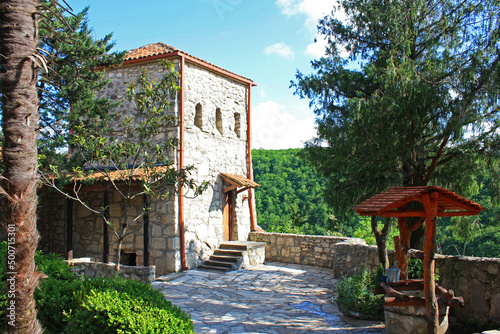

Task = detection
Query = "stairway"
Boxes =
[198,241,266,273]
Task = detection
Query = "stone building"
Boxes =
[36,42,260,276]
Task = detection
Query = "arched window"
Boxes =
[194,103,203,130]
[234,113,241,138]
[216,108,223,135]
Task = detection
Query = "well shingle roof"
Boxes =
[353,186,485,217]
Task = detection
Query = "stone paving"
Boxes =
[152,262,385,334]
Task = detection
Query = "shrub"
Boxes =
[66,289,194,334]
[0,244,194,333]
[407,258,440,281]
[334,267,384,319]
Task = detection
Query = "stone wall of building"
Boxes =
[68,258,155,283]
[36,188,180,276]
[37,190,67,255]
[249,231,500,325]
[99,60,179,163]
[182,62,252,269]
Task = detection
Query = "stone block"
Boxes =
[151,237,166,250]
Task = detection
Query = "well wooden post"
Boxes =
[422,192,439,333]
[396,215,410,280]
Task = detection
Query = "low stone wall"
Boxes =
[248,232,382,276]
[436,255,500,324]
[68,258,155,283]
[249,231,500,326]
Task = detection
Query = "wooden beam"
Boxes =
[397,215,411,280]
[103,191,110,263]
[438,210,481,217]
[143,194,150,266]
[66,198,73,260]
[378,209,426,217]
[236,186,250,194]
[422,192,439,333]
[223,184,238,193]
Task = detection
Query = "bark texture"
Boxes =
[0,0,42,332]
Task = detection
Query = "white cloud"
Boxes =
[264,43,295,59]
[276,0,349,59]
[252,101,317,150]
[276,0,336,30]
[305,38,328,58]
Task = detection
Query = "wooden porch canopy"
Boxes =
[353,186,484,333]
[220,173,260,194]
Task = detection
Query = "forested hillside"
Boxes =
[252,149,500,258]
[252,149,336,235]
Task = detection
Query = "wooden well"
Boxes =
[354,186,484,334]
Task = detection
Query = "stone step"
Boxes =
[210,254,242,263]
[220,243,249,251]
[214,249,243,257]
[204,260,234,268]
[198,264,234,273]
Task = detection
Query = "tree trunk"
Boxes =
[371,216,391,269]
[0,0,42,332]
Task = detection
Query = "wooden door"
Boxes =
[222,191,232,241]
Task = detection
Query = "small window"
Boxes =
[234,113,241,138]
[216,108,223,135]
[120,251,137,266]
[195,103,203,130]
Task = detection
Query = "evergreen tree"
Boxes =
[37,0,124,170]
[293,0,500,247]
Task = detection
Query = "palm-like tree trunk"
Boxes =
[0,0,42,332]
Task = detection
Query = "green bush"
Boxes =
[67,289,194,334]
[0,243,194,333]
[334,267,384,319]
[407,258,440,281]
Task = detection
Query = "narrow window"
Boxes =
[194,103,203,130]
[216,108,223,135]
[234,113,241,138]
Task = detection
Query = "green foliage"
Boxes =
[334,268,384,318]
[0,244,193,333]
[35,252,75,281]
[66,277,193,334]
[253,148,337,235]
[66,289,193,334]
[293,0,500,222]
[407,258,440,281]
[36,0,125,171]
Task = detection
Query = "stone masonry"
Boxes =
[35,43,256,277]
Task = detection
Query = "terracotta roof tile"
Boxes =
[123,42,255,85]
[125,42,179,61]
[74,166,172,183]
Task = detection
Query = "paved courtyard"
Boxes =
[152,262,385,334]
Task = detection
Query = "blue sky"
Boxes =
[70,0,339,149]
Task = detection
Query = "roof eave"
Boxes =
[122,51,257,87]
